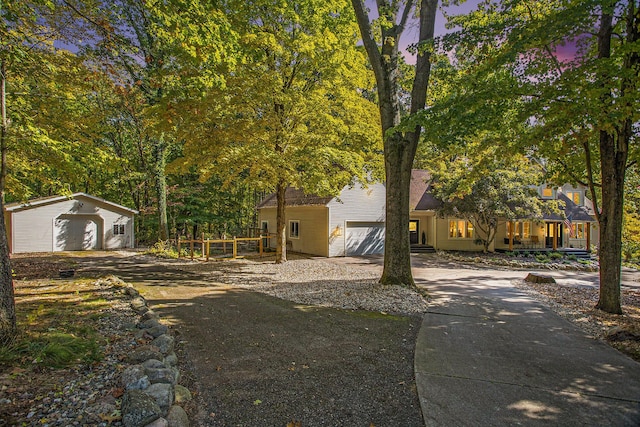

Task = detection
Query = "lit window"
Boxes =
[542,187,553,198]
[449,220,473,239]
[289,220,300,239]
[507,221,531,239]
[566,191,581,205]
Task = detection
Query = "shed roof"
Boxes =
[5,193,139,214]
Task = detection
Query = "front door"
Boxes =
[409,220,419,245]
[545,223,563,248]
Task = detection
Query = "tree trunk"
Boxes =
[275,181,287,264]
[0,60,16,344]
[594,3,638,314]
[380,133,415,286]
[154,136,169,241]
[351,0,438,287]
[596,130,625,314]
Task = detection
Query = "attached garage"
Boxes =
[5,193,138,254]
[345,221,385,256]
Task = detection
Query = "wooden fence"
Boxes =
[177,233,275,260]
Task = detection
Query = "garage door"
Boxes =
[54,216,99,251]
[345,222,385,256]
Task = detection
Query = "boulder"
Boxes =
[174,385,192,404]
[524,273,556,284]
[145,383,175,414]
[122,365,151,391]
[127,346,164,364]
[152,334,175,355]
[167,405,190,427]
[121,389,162,427]
[145,367,177,385]
[144,418,168,427]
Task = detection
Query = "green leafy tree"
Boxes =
[351,0,439,287]
[431,0,639,313]
[431,154,548,253]
[166,0,382,263]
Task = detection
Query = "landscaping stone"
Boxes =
[164,352,178,367]
[128,345,164,364]
[166,405,190,427]
[145,383,174,414]
[524,273,556,284]
[174,385,192,403]
[122,365,151,391]
[122,389,163,427]
[145,418,169,427]
[153,334,175,355]
[146,367,177,385]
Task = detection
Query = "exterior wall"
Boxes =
[328,182,386,257]
[409,212,435,246]
[8,196,135,253]
[258,206,329,257]
[433,217,486,251]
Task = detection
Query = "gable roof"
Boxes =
[543,193,595,222]
[256,188,334,209]
[5,193,139,214]
[410,169,442,211]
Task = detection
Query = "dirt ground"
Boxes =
[9,252,424,426]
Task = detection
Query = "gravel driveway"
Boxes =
[73,253,426,426]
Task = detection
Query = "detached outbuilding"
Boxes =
[4,193,138,254]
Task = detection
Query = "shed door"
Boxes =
[345,222,385,256]
[54,215,100,251]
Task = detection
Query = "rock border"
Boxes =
[105,276,192,427]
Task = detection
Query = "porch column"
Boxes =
[586,223,591,250]
[509,220,514,251]
[553,223,558,250]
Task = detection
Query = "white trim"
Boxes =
[289,220,300,239]
[5,193,138,214]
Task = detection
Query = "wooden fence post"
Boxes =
[259,235,263,257]
[233,237,237,259]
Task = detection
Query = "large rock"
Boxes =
[164,352,178,367]
[122,365,151,391]
[145,383,174,414]
[174,385,192,404]
[121,389,162,427]
[524,273,556,284]
[152,334,175,355]
[166,405,190,427]
[145,367,177,385]
[128,346,164,364]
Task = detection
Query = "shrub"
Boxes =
[549,252,564,260]
[535,254,550,263]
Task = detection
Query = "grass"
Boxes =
[0,281,108,370]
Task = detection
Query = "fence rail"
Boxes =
[177,233,275,260]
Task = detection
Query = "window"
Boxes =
[113,224,125,235]
[506,221,531,239]
[565,191,581,205]
[289,220,300,239]
[449,220,473,239]
[541,187,553,198]
[261,221,269,233]
[570,223,585,238]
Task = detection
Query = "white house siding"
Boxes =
[328,182,386,257]
[7,195,136,253]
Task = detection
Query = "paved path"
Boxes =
[406,255,640,426]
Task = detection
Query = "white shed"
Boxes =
[4,193,138,254]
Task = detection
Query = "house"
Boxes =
[256,171,598,257]
[4,193,138,254]
[257,181,386,257]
